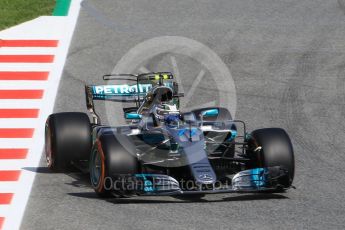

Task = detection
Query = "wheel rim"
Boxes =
[45,123,53,167]
[90,147,102,188]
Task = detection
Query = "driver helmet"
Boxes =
[153,103,179,121]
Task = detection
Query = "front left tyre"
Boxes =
[90,134,138,197]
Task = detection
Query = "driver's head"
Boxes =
[151,86,179,122]
[153,103,179,121]
[153,87,173,103]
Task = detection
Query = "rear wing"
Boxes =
[85,72,181,124]
[89,83,173,101]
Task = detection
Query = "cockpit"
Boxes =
[138,86,176,114]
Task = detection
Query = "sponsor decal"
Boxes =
[92,84,152,96]
[198,173,213,181]
[92,82,174,98]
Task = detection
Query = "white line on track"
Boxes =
[0,139,33,148]
[0,161,28,170]
[0,206,13,217]
[0,47,57,55]
[0,63,54,71]
[0,17,68,40]
[0,183,19,193]
[0,119,39,128]
[0,100,42,108]
[0,81,47,89]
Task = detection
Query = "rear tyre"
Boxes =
[249,128,294,189]
[90,134,138,198]
[45,112,91,171]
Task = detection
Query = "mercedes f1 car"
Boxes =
[45,72,295,198]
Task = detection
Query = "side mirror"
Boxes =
[125,113,142,120]
[201,109,219,118]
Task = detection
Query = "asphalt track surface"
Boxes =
[21,0,345,229]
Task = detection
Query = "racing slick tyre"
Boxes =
[249,128,294,189]
[90,134,138,198]
[45,112,91,171]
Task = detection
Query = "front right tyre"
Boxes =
[45,112,91,171]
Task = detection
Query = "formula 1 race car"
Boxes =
[45,72,295,198]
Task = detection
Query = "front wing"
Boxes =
[112,166,290,196]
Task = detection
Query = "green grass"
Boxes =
[0,0,55,31]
